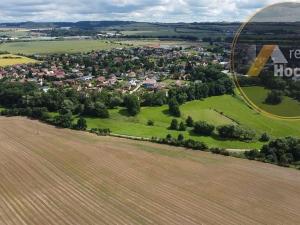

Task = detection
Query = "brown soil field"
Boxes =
[0,117,300,225]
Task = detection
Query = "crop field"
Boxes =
[0,40,124,55]
[0,117,300,225]
[118,39,202,48]
[114,22,238,39]
[83,95,300,149]
[0,54,37,67]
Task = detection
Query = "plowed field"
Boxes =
[0,117,300,225]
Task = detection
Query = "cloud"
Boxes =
[0,0,298,22]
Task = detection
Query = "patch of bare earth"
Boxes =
[0,117,300,225]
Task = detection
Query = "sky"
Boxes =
[0,0,299,23]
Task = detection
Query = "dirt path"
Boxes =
[0,117,300,225]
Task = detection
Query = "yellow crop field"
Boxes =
[0,54,37,67]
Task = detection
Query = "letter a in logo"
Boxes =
[247,45,288,77]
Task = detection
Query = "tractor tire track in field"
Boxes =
[0,117,300,225]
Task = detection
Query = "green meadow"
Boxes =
[242,86,300,117]
[81,95,300,149]
[0,40,124,55]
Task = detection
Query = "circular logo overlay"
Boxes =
[231,2,300,120]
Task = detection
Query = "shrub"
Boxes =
[90,128,111,136]
[210,148,230,156]
[76,117,87,130]
[217,124,256,141]
[32,107,49,120]
[194,121,215,136]
[183,139,207,150]
[244,149,261,160]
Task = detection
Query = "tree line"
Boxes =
[245,137,300,168]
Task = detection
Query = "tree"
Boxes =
[41,89,65,111]
[168,98,181,117]
[147,120,154,126]
[142,91,167,106]
[186,116,194,127]
[31,107,49,120]
[124,95,140,116]
[177,134,184,142]
[217,125,235,138]
[260,133,270,142]
[27,71,33,78]
[54,111,73,128]
[76,117,87,130]
[179,122,186,131]
[265,90,283,105]
[92,66,97,76]
[75,104,85,114]
[217,125,256,141]
[260,137,300,166]
[194,121,215,136]
[109,96,122,109]
[170,119,178,130]
[60,99,75,114]
[94,102,109,118]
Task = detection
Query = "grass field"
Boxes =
[0,28,30,38]
[242,86,300,117]
[0,40,124,55]
[81,95,300,149]
[0,54,37,67]
[0,117,300,225]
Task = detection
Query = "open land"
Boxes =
[0,39,202,55]
[0,117,300,225]
[0,40,125,55]
[0,39,299,149]
[83,94,300,149]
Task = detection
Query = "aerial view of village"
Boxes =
[0,1,300,225]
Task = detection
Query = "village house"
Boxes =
[143,78,157,89]
[128,71,136,78]
[97,76,106,83]
[78,75,93,81]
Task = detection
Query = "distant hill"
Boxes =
[0,21,140,29]
[0,21,241,41]
[0,21,240,29]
